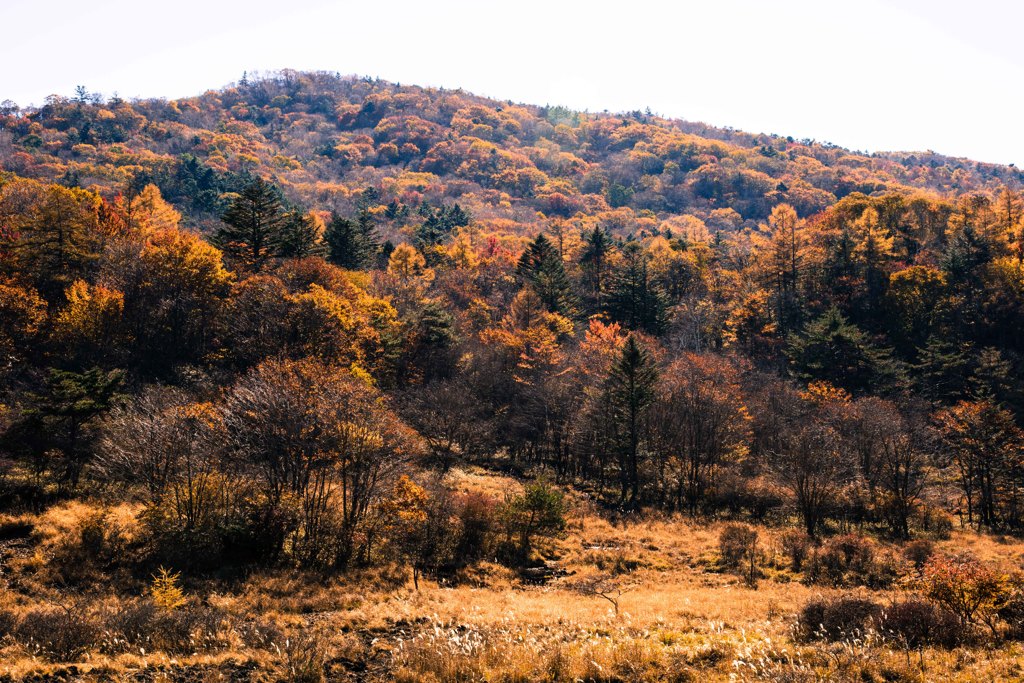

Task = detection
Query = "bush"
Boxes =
[778,529,812,572]
[797,595,882,641]
[916,506,954,540]
[49,508,133,585]
[16,605,101,661]
[719,523,759,588]
[712,476,783,520]
[0,604,17,638]
[103,598,226,655]
[454,492,498,564]
[499,479,567,565]
[805,534,902,588]
[998,582,1024,641]
[921,552,1008,635]
[276,629,326,683]
[719,523,758,567]
[903,538,935,571]
[878,599,964,648]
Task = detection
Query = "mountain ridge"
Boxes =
[1,70,1020,238]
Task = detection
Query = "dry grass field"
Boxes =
[1,467,1023,682]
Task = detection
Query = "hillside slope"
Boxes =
[2,70,1021,237]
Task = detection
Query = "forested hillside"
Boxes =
[2,71,1024,681]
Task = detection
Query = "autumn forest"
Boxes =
[2,71,1024,681]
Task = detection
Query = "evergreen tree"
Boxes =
[788,306,905,394]
[605,242,668,335]
[414,203,471,249]
[607,336,658,506]
[215,176,286,271]
[969,347,1019,409]
[942,223,993,287]
[913,335,972,403]
[444,203,471,229]
[516,233,576,316]
[415,212,445,248]
[325,210,379,269]
[941,223,993,339]
[579,226,612,311]
[277,210,326,259]
[21,367,123,488]
[357,209,381,262]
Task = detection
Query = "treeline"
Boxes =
[3,167,1024,578]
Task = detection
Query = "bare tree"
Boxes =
[775,423,850,537]
[220,358,422,567]
[574,573,637,618]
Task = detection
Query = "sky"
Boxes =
[2,0,1022,165]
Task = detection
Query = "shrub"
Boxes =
[878,599,964,648]
[719,523,758,567]
[276,629,326,683]
[903,538,935,571]
[718,523,759,586]
[712,476,783,520]
[499,479,567,565]
[0,516,33,541]
[238,618,287,650]
[921,552,1008,635]
[778,529,812,572]
[16,605,101,661]
[48,508,133,585]
[805,534,902,588]
[998,581,1024,641]
[454,492,498,564]
[0,604,17,638]
[797,595,882,641]
[103,598,226,655]
[916,506,954,540]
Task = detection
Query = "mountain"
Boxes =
[4,70,1024,682]
[2,70,1021,239]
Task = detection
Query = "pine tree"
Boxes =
[605,242,668,335]
[942,223,993,287]
[914,335,971,403]
[215,177,286,271]
[607,336,658,506]
[579,227,612,311]
[23,367,124,488]
[516,233,576,316]
[414,203,471,249]
[788,306,905,394]
[277,210,326,259]
[415,210,448,248]
[325,210,379,269]
[357,209,381,264]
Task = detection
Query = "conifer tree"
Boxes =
[788,306,905,394]
[277,210,326,259]
[326,210,379,269]
[579,226,612,311]
[516,233,576,316]
[215,177,286,271]
[914,335,971,403]
[607,335,658,507]
[605,242,667,335]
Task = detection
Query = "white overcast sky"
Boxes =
[2,0,1022,165]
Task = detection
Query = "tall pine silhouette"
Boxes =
[216,177,286,271]
[516,233,576,316]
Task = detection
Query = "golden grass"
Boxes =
[3,471,1024,681]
